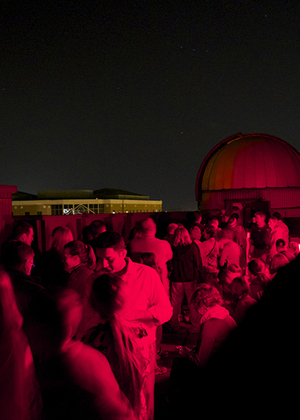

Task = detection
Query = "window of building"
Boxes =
[89,204,99,214]
[51,205,63,215]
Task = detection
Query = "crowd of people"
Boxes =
[0,210,298,419]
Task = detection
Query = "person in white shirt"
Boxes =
[90,231,173,420]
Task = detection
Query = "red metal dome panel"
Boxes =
[196,133,300,199]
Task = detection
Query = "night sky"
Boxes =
[1,0,300,211]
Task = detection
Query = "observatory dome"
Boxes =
[196,133,300,195]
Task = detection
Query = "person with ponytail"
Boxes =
[83,273,148,420]
[64,240,96,300]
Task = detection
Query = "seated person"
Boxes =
[275,239,295,262]
[231,276,257,324]
[168,284,236,407]
[218,231,242,269]
[218,263,243,314]
[268,253,290,280]
[247,259,270,300]
[200,227,220,285]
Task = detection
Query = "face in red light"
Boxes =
[255,214,266,227]
[268,218,276,230]
[24,256,35,276]
[96,247,127,273]
[64,249,80,270]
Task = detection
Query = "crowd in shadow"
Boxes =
[0,211,299,419]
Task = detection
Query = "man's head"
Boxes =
[207,216,219,229]
[193,211,202,223]
[141,218,156,237]
[2,240,35,275]
[89,220,106,239]
[93,231,127,273]
[255,212,267,227]
[12,221,34,246]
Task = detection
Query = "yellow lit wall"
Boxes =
[12,198,162,216]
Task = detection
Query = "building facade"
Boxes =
[12,188,162,216]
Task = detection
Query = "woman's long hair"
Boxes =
[51,226,74,256]
[173,226,192,247]
[90,273,145,417]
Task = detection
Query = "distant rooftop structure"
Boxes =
[12,188,161,215]
[13,188,149,201]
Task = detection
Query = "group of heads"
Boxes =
[1,222,36,275]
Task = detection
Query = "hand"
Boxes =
[177,346,192,358]
[122,308,154,322]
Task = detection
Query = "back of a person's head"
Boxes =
[272,212,282,220]
[167,223,178,235]
[51,226,74,253]
[194,211,202,222]
[93,231,125,252]
[89,220,106,239]
[173,226,192,247]
[189,225,201,241]
[12,221,33,240]
[141,218,156,235]
[269,253,290,275]
[191,283,223,310]
[1,240,34,272]
[248,258,265,276]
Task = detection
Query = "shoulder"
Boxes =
[203,316,236,331]
[63,341,115,386]
[127,258,159,277]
